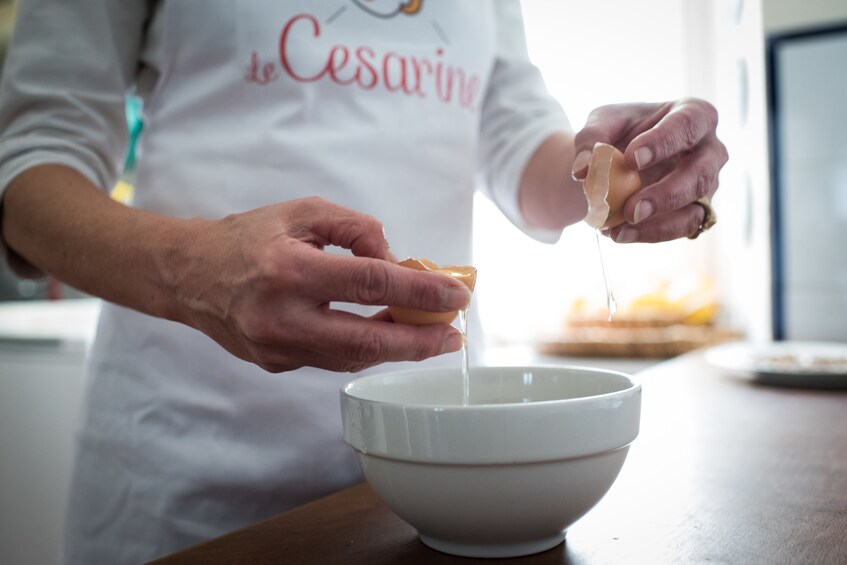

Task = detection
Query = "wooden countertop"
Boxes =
[149,351,847,564]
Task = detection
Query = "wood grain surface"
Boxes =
[149,351,847,565]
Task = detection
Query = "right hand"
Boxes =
[172,196,470,373]
[570,99,727,243]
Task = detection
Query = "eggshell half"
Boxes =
[388,258,477,326]
[582,143,643,229]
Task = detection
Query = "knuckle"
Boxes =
[577,105,618,143]
[240,312,277,344]
[241,311,299,351]
[245,325,274,347]
[657,132,681,162]
[719,141,730,166]
[707,103,719,129]
[675,111,702,148]
[411,339,438,362]
[362,214,384,235]
[693,163,715,198]
[349,330,386,366]
[343,361,370,374]
[288,196,321,219]
[695,96,715,115]
[350,215,388,252]
[585,104,611,123]
[254,245,304,293]
[576,125,607,145]
[665,188,687,212]
[684,97,719,127]
[246,342,298,373]
[258,361,300,374]
[702,99,719,128]
[300,195,327,208]
[343,218,367,238]
[326,210,388,257]
[351,262,390,305]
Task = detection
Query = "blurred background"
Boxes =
[2,0,846,347]
[1,1,846,564]
[474,0,847,354]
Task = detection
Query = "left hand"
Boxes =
[571,98,728,243]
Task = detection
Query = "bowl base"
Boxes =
[419,531,567,558]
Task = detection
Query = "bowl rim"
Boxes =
[341,364,642,464]
[340,364,641,410]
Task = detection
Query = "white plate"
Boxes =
[704,341,847,389]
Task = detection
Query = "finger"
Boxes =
[369,308,394,323]
[303,252,472,311]
[607,202,708,244]
[256,347,383,373]
[290,197,393,260]
[624,98,719,171]
[622,135,725,225]
[304,309,465,372]
[246,344,335,373]
[250,342,396,374]
[572,102,668,179]
[322,310,465,369]
[247,309,464,372]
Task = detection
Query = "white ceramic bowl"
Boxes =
[341,365,641,558]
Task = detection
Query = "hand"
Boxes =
[172,196,470,373]
[571,99,728,243]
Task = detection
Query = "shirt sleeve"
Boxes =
[477,0,572,244]
[0,0,151,277]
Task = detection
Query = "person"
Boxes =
[0,1,727,563]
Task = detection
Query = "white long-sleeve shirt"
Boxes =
[0,1,569,562]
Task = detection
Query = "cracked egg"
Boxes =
[388,258,477,326]
[582,143,643,229]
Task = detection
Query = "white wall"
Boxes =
[695,0,774,342]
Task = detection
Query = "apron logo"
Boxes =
[244,12,481,112]
[350,0,423,19]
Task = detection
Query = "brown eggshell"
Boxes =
[388,258,477,326]
[582,143,643,229]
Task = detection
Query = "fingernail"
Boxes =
[442,332,464,354]
[634,146,653,169]
[615,226,638,243]
[571,150,592,180]
[442,285,471,310]
[633,200,654,224]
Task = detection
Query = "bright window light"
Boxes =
[473,0,716,345]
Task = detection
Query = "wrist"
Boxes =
[519,132,587,231]
[152,215,215,326]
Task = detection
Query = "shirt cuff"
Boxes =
[485,115,572,245]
